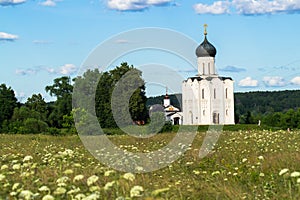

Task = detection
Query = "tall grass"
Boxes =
[0,130,300,199]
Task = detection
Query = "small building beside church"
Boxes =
[182,25,235,125]
[163,91,183,125]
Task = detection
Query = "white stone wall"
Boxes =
[224,79,235,124]
[182,77,235,125]
[197,57,216,75]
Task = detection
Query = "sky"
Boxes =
[1,0,300,102]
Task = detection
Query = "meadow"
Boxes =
[1,129,300,199]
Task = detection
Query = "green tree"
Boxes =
[103,63,147,128]
[73,63,148,129]
[46,76,73,128]
[0,84,17,129]
[25,93,47,120]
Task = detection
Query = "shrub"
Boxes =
[23,118,48,134]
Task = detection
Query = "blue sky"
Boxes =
[1,0,300,102]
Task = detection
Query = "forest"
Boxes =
[1,62,300,135]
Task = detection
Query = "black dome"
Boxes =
[195,35,217,57]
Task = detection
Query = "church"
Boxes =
[160,25,235,125]
[181,25,235,125]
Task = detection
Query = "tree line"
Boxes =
[0,63,148,134]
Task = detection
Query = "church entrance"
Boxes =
[173,117,180,125]
[213,112,220,124]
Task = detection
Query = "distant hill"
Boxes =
[146,90,300,116]
[234,90,300,115]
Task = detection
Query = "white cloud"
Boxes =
[238,77,259,87]
[0,0,26,6]
[33,40,52,45]
[16,68,38,75]
[194,1,230,14]
[39,0,56,7]
[59,64,77,75]
[107,0,173,11]
[16,64,77,76]
[0,32,18,41]
[263,76,286,87]
[219,65,246,73]
[291,76,300,85]
[193,0,300,15]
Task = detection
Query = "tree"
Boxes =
[25,93,47,120]
[101,63,148,128]
[73,63,148,129]
[45,76,73,128]
[45,77,73,98]
[0,84,17,129]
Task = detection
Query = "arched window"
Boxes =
[202,63,205,75]
[203,110,205,116]
[225,88,228,99]
[202,89,205,99]
[214,88,216,99]
[208,63,211,74]
[226,109,229,116]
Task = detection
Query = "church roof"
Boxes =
[195,25,217,57]
[184,76,233,82]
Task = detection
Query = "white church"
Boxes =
[163,25,235,125]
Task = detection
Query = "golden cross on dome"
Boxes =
[204,24,208,35]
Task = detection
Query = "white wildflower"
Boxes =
[19,190,33,200]
[42,195,55,200]
[54,187,66,195]
[63,169,74,175]
[104,181,116,190]
[82,193,100,200]
[135,166,144,171]
[186,161,194,166]
[12,183,21,191]
[75,193,86,200]
[259,173,265,177]
[0,174,6,181]
[130,185,144,198]
[123,173,135,182]
[73,163,82,168]
[12,164,21,170]
[89,186,100,192]
[56,176,69,184]
[193,170,200,175]
[258,155,264,160]
[23,156,33,162]
[211,171,220,176]
[73,174,84,182]
[1,165,8,170]
[104,170,115,177]
[291,171,300,177]
[87,175,99,186]
[39,186,50,192]
[10,191,17,196]
[279,168,289,176]
[67,187,81,194]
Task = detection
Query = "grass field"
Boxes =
[1,129,300,199]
